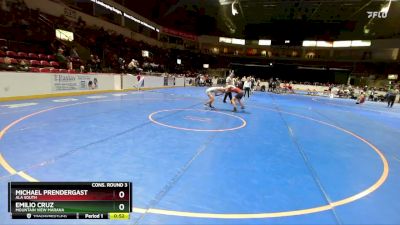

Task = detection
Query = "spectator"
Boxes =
[127,58,141,74]
[89,54,96,72]
[70,46,79,59]
[56,48,68,68]
[95,55,101,72]
[1,57,13,71]
[88,54,101,72]
[118,57,125,74]
[19,59,29,71]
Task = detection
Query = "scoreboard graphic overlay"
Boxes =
[8,182,132,220]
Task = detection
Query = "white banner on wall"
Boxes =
[1,72,186,99]
[164,77,175,86]
[168,77,175,86]
[163,77,168,86]
[52,74,99,91]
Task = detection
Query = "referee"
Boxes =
[223,72,234,103]
[387,87,399,108]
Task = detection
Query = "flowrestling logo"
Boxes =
[367,11,388,18]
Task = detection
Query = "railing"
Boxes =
[38,14,54,30]
[139,72,186,77]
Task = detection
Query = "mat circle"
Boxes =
[148,109,247,132]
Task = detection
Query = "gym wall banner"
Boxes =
[52,74,98,91]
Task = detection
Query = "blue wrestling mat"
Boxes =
[0,87,399,225]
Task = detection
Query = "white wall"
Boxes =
[0,72,185,99]
[0,72,120,98]
[121,74,164,89]
[0,73,52,97]
[145,76,165,88]
[122,74,138,89]
[175,77,185,86]
[291,84,329,92]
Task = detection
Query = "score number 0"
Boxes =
[118,191,125,211]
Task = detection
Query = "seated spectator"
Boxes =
[56,48,68,68]
[70,46,79,59]
[94,55,101,72]
[1,57,14,71]
[19,59,29,72]
[88,54,101,72]
[127,58,140,73]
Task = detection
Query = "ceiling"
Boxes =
[115,0,400,40]
[238,0,379,23]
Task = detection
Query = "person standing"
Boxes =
[239,76,246,89]
[268,78,273,92]
[387,87,399,108]
[250,76,255,92]
[127,58,140,73]
[243,77,251,98]
[223,72,234,103]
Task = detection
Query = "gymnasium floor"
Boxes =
[0,87,400,225]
